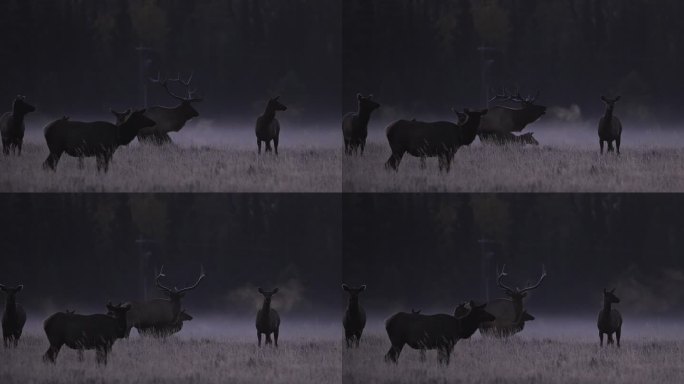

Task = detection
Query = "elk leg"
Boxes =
[265,141,273,153]
[77,349,85,362]
[274,329,279,348]
[103,153,113,173]
[384,343,403,363]
[265,334,272,345]
[344,140,350,155]
[43,344,61,363]
[274,137,279,155]
[616,327,621,348]
[607,333,614,345]
[96,347,107,365]
[599,332,603,347]
[257,140,262,154]
[599,140,604,154]
[616,137,621,155]
[355,330,363,347]
[17,140,22,156]
[43,152,62,171]
[438,346,451,365]
[444,152,455,173]
[385,151,403,171]
[1,138,8,155]
[257,332,262,347]
[360,140,366,155]
[607,141,614,152]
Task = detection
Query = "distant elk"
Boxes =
[256,288,281,347]
[124,266,205,338]
[597,288,622,347]
[42,110,155,172]
[598,96,623,154]
[479,89,546,146]
[1,284,26,348]
[384,301,495,365]
[385,108,488,172]
[342,94,380,155]
[140,72,203,145]
[479,265,546,338]
[255,97,287,155]
[0,95,36,155]
[43,303,131,365]
[136,309,192,338]
[342,284,366,348]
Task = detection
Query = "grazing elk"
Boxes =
[124,266,205,338]
[256,288,281,347]
[479,265,545,338]
[0,95,36,155]
[136,309,192,338]
[385,108,488,172]
[140,73,202,144]
[43,303,131,365]
[342,284,367,348]
[342,94,380,155]
[598,96,623,155]
[42,110,155,172]
[384,301,495,365]
[1,284,26,348]
[597,288,622,347]
[255,97,287,155]
[479,89,545,146]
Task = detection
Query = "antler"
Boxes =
[496,264,516,294]
[519,265,547,294]
[489,87,539,104]
[150,72,203,103]
[177,265,206,294]
[155,265,173,294]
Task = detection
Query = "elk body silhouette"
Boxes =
[480,90,545,145]
[385,109,488,172]
[479,265,545,337]
[255,97,287,155]
[342,284,366,348]
[0,95,35,155]
[1,284,26,348]
[137,310,192,338]
[42,110,155,172]
[256,288,280,347]
[384,301,495,365]
[43,303,131,365]
[598,96,623,154]
[342,94,380,155]
[480,132,539,146]
[597,288,622,347]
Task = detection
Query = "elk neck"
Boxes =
[603,105,614,122]
[457,314,480,338]
[262,106,277,124]
[4,294,17,315]
[602,299,613,317]
[461,116,481,145]
[347,296,361,314]
[512,297,525,323]
[357,105,374,127]
[118,119,142,145]
[261,297,272,313]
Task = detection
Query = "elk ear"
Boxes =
[357,93,363,100]
[272,288,279,294]
[342,284,349,291]
[359,285,367,291]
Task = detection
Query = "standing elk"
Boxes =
[43,303,131,365]
[479,265,545,337]
[342,284,367,348]
[256,288,280,347]
[140,72,202,145]
[342,94,380,155]
[124,266,205,338]
[0,95,36,155]
[597,288,622,347]
[1,284,26,348]
[255,97,287,155]
[384,301,495,365]
[385,108,488,172]
[136,309,192,338]
[479,89,546,146]
[42,110,155,172]
[598,96,623,155]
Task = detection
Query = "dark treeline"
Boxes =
[343,0,684,123]
[0,0,340,122]
[343,194,684,315]
[0,194,341,314]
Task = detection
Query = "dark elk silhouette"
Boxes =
[43,303,131,365]
[1,284,26,348]
[479,265,546,337]
[385,108,488,172]
[255,97,287,155]
[479,89,545,146]
[137,309,192,338]
[256,288,281,347]
[342,94,380,155]
[0,95,35,155]
[342,284,367,348]
[598,96,623,155]
[124,266,205,338]
[384,301,495,365]
[140,72,203,145]
[597,288,622,347]
[42,111,155,172]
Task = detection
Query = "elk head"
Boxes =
[496,265,547,304]
[0,284,23,300]
[342,284,366,306]
[13,95,35,116]
[357,94,380,112]
[258,287,279,304]
[155,265,206,303]
[601,96,621,111]
[603,288,620,304]
[491,88,546,119]
[178,310,193,322]
[106,302,132,337]
[267,96,288,113]
[150,72,203,119]
[110,109,132,125]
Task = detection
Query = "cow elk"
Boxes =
[479,89,545,146]
[1,284,26,348]
[256,288,280,347]
[342,284,367,348]
[255,97,287,155]
[479,265,545,337]
[598,96,623,154]
[0,95,36,155]
[342,94,380,155]
[597,288,622,347]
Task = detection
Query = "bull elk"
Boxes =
[255,97,287,155]
[136,309,192,338]
[342,284,366,348]
[1,284,26,348]
[256,288,280,347]
[479,265,545,337]
[384,301,495,365]
[598,96,623,154]
[342,94,380,155]
[479,89,545,146]
[597,288,622,347]
[43,303,131,365]
[0,95,36,155]
[385,108,488,172]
